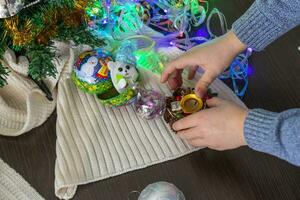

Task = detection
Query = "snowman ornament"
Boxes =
[80,56,98,80]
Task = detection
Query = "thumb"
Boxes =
[195,70,217,97]
[206,97,224,107]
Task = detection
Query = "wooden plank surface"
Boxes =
[0,0,300,199]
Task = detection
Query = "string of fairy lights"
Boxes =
[85,0,252,97]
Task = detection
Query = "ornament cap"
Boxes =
[180,93,203,114]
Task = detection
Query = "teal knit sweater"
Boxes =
[232,0,300,166]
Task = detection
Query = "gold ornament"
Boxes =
[180,93,203,114]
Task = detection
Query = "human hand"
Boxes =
[161,31,247,97]
[173,97,248,150]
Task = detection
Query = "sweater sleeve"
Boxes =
[232,0,300,51]
[244,109,300,166]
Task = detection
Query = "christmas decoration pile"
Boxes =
[164,87,217,130]
[72,41,216,128]
[69,0,250,124]
[71,34,216,124]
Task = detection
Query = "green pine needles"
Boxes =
[55,24,104,47]
[0,22,9,87]
[0,0,103,88]
[26,43,57,81]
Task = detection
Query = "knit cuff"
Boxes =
[244,109,279,152]
[232,1,281,51]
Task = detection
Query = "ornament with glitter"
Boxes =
[138,182,185,200]
[135,89,166,120]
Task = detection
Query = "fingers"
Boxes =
[188,66,198,80]
[177,129,209,148]
[195,70,217,97]
[206,97,224,107]
[168,69,183,90]
[177,127,202,140]
[172,113,200,131]
[187,138,208,147]
[176,125,207,147]
[165,65,198,89]
[161,56,192,83]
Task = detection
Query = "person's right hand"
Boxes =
[161,31,247,97]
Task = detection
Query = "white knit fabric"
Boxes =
[0,42,245,199]
[0,158,44,200]
[54,47,245,199]
[0,41,70,136]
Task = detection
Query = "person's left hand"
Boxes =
[173,97,249,150]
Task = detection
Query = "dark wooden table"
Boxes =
[1,0,300,199]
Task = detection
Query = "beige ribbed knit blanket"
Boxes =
[0,158,44,200]
[0,41,71,136]
[0,42,245,199]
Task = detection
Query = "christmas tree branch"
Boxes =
[26,43,57,81]
[0,0,103,89]
[0,22,9,87]
[0,63,9,87]
[55,24,104,48]
[25,43,57,100]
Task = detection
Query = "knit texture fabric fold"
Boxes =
[0,158,44,200]
[0,41,70,136]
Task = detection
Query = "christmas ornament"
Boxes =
[135,89,166,120]
[138,182,185,200]
[180,93,204,114]
[108,41,139,94]
[96,87,137,107]
[97,41,140,107]
[164,87,217,130]
[72,41,140,107]
[72,49,114,94]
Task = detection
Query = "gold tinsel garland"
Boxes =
[4,18,34,46]
[3,0,91,47]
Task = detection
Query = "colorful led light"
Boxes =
[85,0,252,97]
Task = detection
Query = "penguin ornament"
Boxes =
[72,41,140,107]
